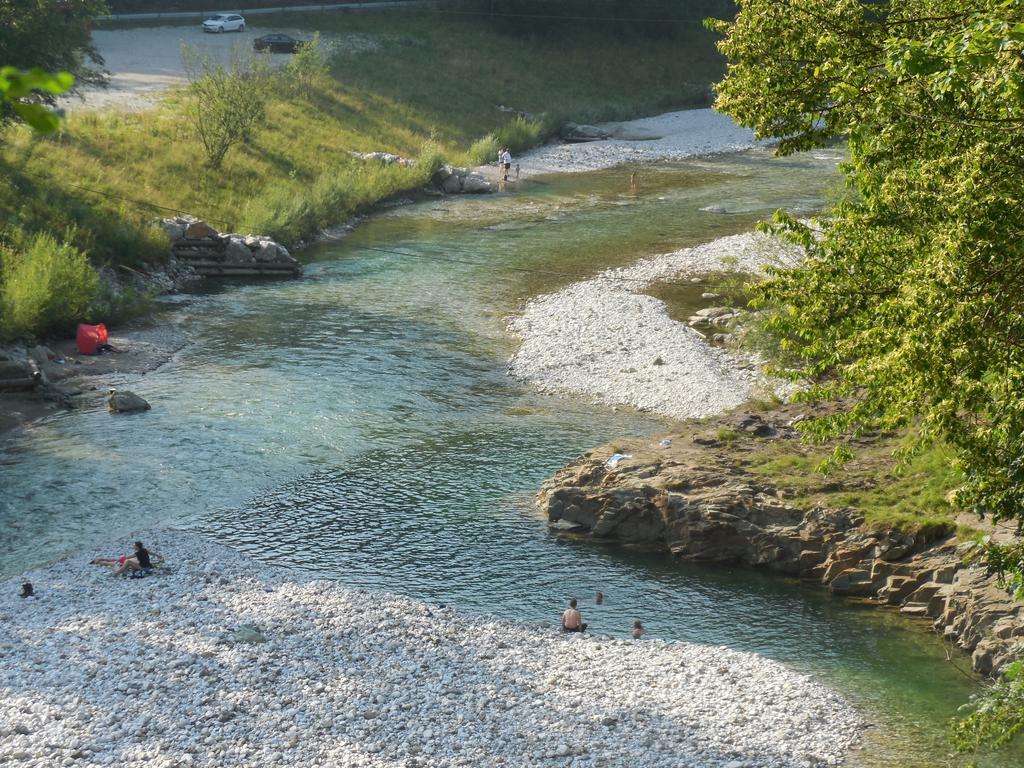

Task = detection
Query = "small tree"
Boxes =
[284,32,328,96]
[182,46,270,169]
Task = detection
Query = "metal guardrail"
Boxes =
[97,1,435,22]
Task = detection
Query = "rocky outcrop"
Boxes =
[160,216,302,278]
[431,165,493,194]
[539,410,1024,676]
[559,121,611,142]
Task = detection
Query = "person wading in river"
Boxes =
[561,598,587,633]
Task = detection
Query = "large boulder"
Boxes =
[441,172,463,194]
[433,165,493,194]
[560,122,610,142]
[108,389,150,414]
[461,173,492,194]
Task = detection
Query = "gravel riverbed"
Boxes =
[1,531,861,768]
[519,110,763,176]
[507,232,802,420]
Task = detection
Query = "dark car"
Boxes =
[253,34,308,54]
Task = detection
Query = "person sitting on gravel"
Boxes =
[561,598,587,633]
[632,620,645,640]
[93,542,157,577]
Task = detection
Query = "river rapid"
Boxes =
[1,146,1017,766]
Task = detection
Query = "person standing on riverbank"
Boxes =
[501,147,512,182]
[561,598,587,633]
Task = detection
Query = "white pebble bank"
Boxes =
[0,531,860,768]
[507,233,802,420]
[520,109,763,175]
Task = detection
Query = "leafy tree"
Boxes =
[0,1,108,96]
[709,0,1024,750]
[182,46,270,169]
[710,0,1024,523]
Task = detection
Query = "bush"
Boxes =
[283,32,329,95]
[417,140,446,177]
[183,46,271,169]
[0,231,98,341]
[467,116,546,166]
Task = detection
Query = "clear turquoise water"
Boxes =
[1,147,1017,766]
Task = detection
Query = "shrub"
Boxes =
[417,140,446,177]
[468,134,501,167]
[284,32,329,95]
[0,231,98,341]
[182,46,271,169]
[467,116,546,166]
[494,115,545,153]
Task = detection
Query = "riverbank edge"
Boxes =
[0,528,864,768]
[537,407,1024,679]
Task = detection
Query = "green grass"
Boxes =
[1,10,729,338]
[746,434,962,538]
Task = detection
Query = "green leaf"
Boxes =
[11,102,62,133]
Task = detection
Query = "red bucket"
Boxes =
[76,323,108,355]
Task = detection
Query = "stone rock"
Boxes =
[875,532,918,561]
[229,625,268,644]
[225,237,255,264]
[107,390,151,414]
[828,568,877,596]
[184,221,219,240]
[441,172,463,194]
[461,173,492,193]
[350,151,416,167]
[160,218,187,241]
[694,306,733,319]
[559,122,610,142]
[254,243,282,263]
[30,344,56,362]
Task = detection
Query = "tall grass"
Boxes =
[467,116,546,166]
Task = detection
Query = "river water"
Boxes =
[1,147,1017,766]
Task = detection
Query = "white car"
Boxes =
[202,13,246,33]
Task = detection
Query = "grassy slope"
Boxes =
[1,11,727,266]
